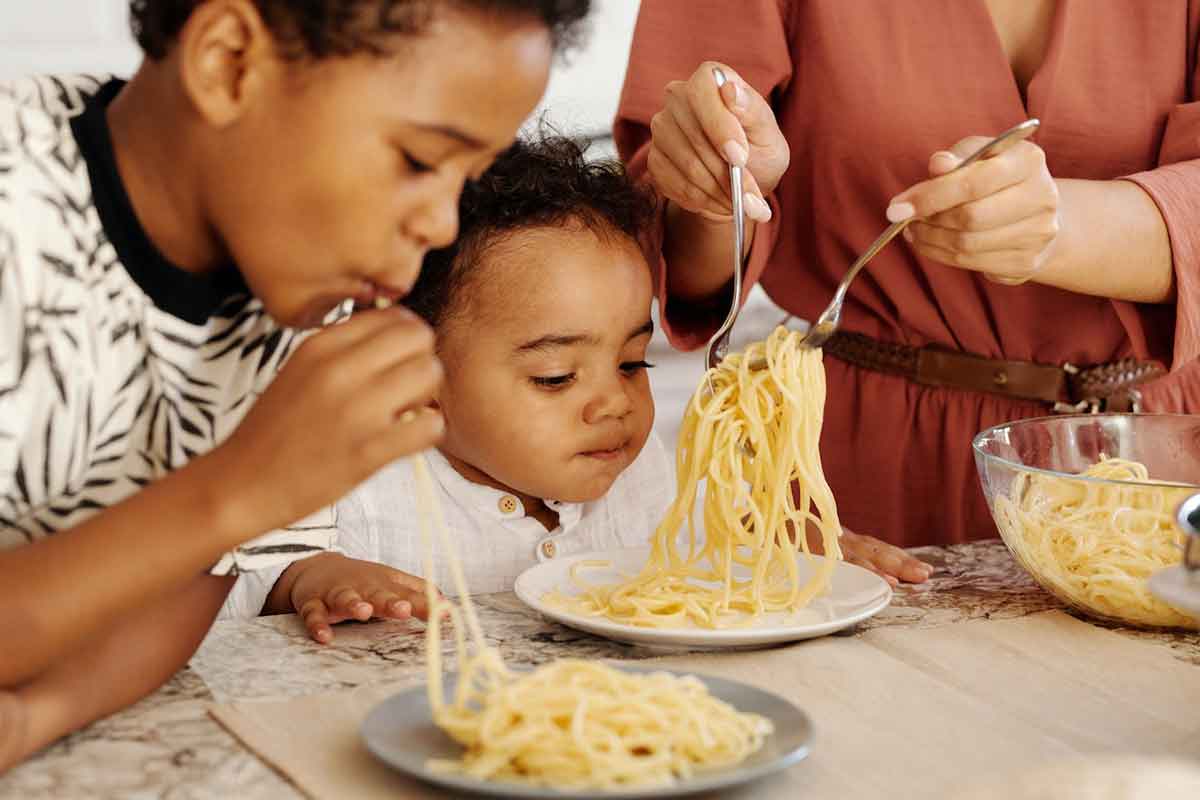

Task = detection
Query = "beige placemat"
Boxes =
[209,611,1200,800]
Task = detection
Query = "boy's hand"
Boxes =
[273,553,436,644]
[213,308,444,536]
[0,689,29,774]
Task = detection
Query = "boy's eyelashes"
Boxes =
[401,150,434,175]
[529,362,655,391]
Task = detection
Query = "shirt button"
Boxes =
[498,495,519,514]
[541,540,557,558]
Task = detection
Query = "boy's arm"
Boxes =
[1,573,234,774]
[0,309,445,688]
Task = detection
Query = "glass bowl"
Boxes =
[972,413,1200,629]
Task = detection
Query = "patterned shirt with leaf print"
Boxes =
[0,74,337,575]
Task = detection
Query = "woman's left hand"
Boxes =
[886,136,1060,285]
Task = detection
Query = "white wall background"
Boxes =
[0,0,641,144]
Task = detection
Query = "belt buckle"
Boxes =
[1053,362,1145,415]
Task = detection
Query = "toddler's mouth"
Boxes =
[579,440,629,461]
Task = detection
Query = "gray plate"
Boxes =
[360,664,814,799]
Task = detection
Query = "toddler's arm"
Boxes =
[264,553,437,644]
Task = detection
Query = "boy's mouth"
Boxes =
[352,280,409,311]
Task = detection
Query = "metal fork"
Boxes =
[702,67,746,395]
[742,117,1040,372]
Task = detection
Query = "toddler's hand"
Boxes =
[807,526,933,588]
[278,553,437,644]
[840,529,933,587]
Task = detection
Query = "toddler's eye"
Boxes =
[620,360,655,375]
[531,374,575,390]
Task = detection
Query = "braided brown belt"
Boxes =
[821,330,1166,413]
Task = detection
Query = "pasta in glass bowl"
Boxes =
[973,414,1200,629]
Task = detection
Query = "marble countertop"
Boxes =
[3,540,1197,799]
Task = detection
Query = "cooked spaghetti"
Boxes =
[411,456,773,789]
[993,456,1197,628]
[548,326,842,628]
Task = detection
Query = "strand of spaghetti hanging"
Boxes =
[409,454,773,788]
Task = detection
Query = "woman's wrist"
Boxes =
[1029,178,1174,303]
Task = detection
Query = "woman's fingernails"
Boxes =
[721,140,748,167]
[731,82,747,110]
[886,201,915,223]
[931,150,960,168]
[902,227,914,242]
[743,192,772,221]
[316,629,332,643]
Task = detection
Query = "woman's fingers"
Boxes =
[888,140,1048,222]
[906,209,1059,259]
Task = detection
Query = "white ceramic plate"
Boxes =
[513,546,892,648]
[361,665,814,799]
[1148,565,1200,618]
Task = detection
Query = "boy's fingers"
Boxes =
[359,405,446,468]
[298,598,335,644]
[302,304,428,361]
[326,586,372,621]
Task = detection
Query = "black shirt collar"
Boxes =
[70,78,249,325]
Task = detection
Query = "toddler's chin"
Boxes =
[545,476,619,505]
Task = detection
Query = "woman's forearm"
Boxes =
[3,574,234,773]
[0,446,262,686]
[1037,178,1174,303]
[662,201,758,303]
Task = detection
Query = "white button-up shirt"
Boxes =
[221,432,673,616]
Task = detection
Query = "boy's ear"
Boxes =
[175,0,277,127]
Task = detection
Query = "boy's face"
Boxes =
[201,7,552,327]
[436,225,656,504]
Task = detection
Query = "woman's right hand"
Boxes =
[647,61,790,223]
[213,307,444,536]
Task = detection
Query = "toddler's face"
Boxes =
[436,225,656,503]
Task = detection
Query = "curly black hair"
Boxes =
[130,0,590,60]
[405,134,657,329]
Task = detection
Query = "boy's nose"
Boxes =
[410,184,461,251]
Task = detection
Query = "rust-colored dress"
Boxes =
[616,0,1200,546]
